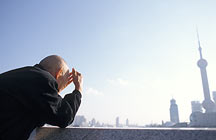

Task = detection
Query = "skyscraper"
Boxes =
[191,101,203,113]
[116,117,119,127]
[196,32,215,112]
[170,98,179,124]
[126,118,129,127]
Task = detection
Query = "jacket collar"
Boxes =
[34,64,48,72]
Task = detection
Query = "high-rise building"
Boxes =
[170,98,179,124]
[126,118,129,127]
[116,117,119,127]
[196,32,215,112]
[191,101,203,113]
[89,118,96,127]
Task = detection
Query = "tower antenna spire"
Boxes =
[196,28,203,59]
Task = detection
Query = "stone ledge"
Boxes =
[35,127,216,140]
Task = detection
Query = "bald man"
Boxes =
[0,55,83,140]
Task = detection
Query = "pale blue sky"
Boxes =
[1,0,216,125]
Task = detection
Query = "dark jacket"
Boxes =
[0,64,82,140]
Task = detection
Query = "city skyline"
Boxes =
[72,115,140,127]
[1,0,216,125]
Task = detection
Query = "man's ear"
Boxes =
[55,68,63,80]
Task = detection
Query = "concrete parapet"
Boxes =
[33,127,216,140]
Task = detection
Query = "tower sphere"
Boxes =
[197,59,208,68]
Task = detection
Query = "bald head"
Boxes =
[39,55,69,77]
[39,55,70,93]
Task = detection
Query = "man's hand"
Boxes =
[70,68,83,93]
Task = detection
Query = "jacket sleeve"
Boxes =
[48,90,82,128]
[37,79,82,128]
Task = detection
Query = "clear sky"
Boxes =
[1,0,216,125]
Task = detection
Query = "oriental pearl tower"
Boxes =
[197,32,216,113]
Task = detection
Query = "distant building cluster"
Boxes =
[160,35,216,128]
[71,115,113,127]
[189,37,216,127]
[70,115,140,128]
